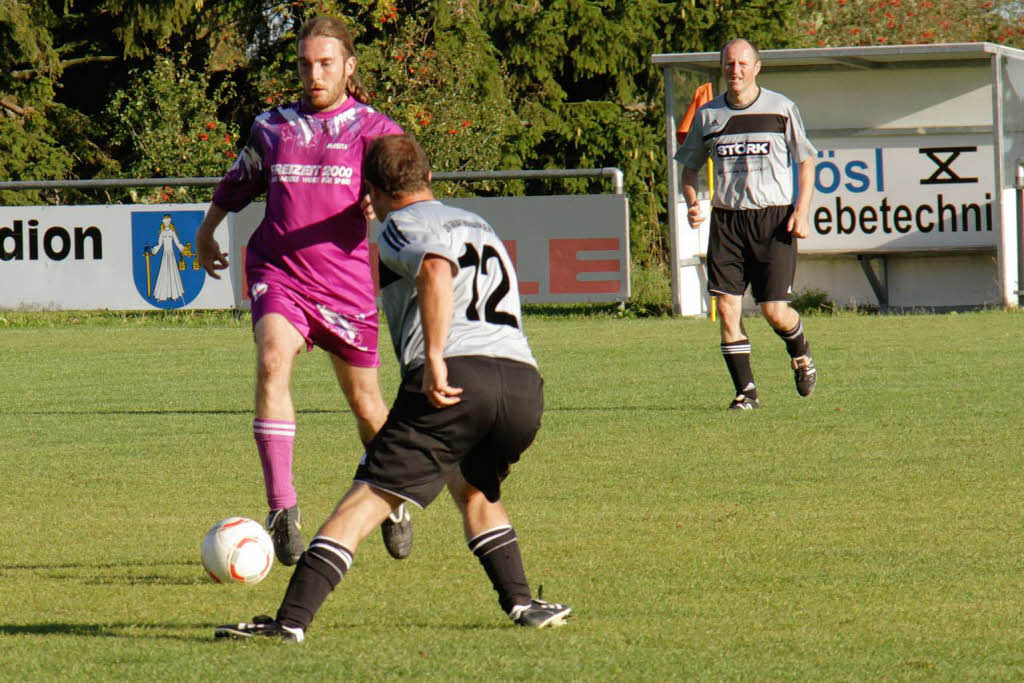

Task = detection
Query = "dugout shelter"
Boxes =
[653,43,1024,314]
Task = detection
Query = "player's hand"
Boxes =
[787,209,809,238]
[422,356,463,408]
[687,203,706,229]
[196,233,229,278]
[360,194,377,222]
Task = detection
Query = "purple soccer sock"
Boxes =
[253,418,297,511]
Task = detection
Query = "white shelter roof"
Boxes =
[652,42,1024,75]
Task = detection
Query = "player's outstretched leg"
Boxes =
[380,502,413,559]
[216,483,396,643]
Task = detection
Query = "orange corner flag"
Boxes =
[676,82,714,145]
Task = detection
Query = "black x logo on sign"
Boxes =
[919,147,978,185]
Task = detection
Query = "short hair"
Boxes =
[296,15,370,103]
[720,38,760,65]
[362,135,431,197]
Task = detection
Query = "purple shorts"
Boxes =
[248,278,380,368]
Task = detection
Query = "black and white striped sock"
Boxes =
[468,525,531,614]
[276,535,353,631]
[721,339,757,399]
[775,319,809,358]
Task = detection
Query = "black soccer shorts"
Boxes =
[353,356,544,508]
[707,205,797,303]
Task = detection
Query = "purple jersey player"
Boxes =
[196,15,412,566]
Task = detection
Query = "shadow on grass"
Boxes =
[0,622,205,641]
[0,621,509,644]
[0,408,342,416]
[3,405,701,416]
[3,560,196,571]
[1,560,207,586]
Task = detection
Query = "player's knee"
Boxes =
[347,390,386,423]
[256,346,292,384]
[761,302,795,329]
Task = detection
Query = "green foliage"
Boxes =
[790,287,836,315]
[799,0,1024,47]
[105,54,239,202]
[99,0,208,57]
[0,1,67,203]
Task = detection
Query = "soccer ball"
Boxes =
[200,517,274,584]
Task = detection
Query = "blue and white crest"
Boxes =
[131,210,206,309]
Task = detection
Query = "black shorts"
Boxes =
[707,205,797,303]
[353,356,544,508]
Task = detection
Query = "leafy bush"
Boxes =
[790,288,836,315]
[105,54,239,203]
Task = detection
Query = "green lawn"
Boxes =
[1,310,1023,679]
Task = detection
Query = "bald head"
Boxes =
[720,38,762,105]
[720,39,760,66]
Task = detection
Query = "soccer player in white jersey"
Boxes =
[195,15,411,564]
[214,134,571,641]
[676,38,818,410]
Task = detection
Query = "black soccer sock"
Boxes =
[775,319,810,358]
[276,536,352,631]
[721,339,757,399]
[468,525,531,614]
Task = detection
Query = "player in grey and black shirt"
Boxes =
[676,38,818,410]
[215,134,570,642]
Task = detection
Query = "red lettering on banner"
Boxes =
[503,239,539,295]
[549,238,621,294]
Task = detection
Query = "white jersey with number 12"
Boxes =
[375,200,536,377]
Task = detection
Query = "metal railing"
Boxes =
[0,167,625,196]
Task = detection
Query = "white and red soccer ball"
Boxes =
[201,517,274,584]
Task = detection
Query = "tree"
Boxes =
[105,54,240,203]
[0,0,232,204]
[477,0,803,271]
[800,0,1024,48]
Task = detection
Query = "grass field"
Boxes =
[2,309,1023,679]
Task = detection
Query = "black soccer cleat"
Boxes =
[728,394,760,411]
[214,615,304,642]
[266,505,304,566]
[381,503,413,560]
[509,599,572,628]
[791,354,817,397]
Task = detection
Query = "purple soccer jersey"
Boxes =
[213,97,402,316]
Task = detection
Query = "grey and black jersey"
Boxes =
[375,200,536,377]
[675,88,816,211]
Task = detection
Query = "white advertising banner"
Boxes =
[802,137,996,252]
[437,195,630,303]
[233,195,631,306]
[1,194,629,310]
[0,204,235,310]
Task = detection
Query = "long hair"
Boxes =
[297,15,371,103]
